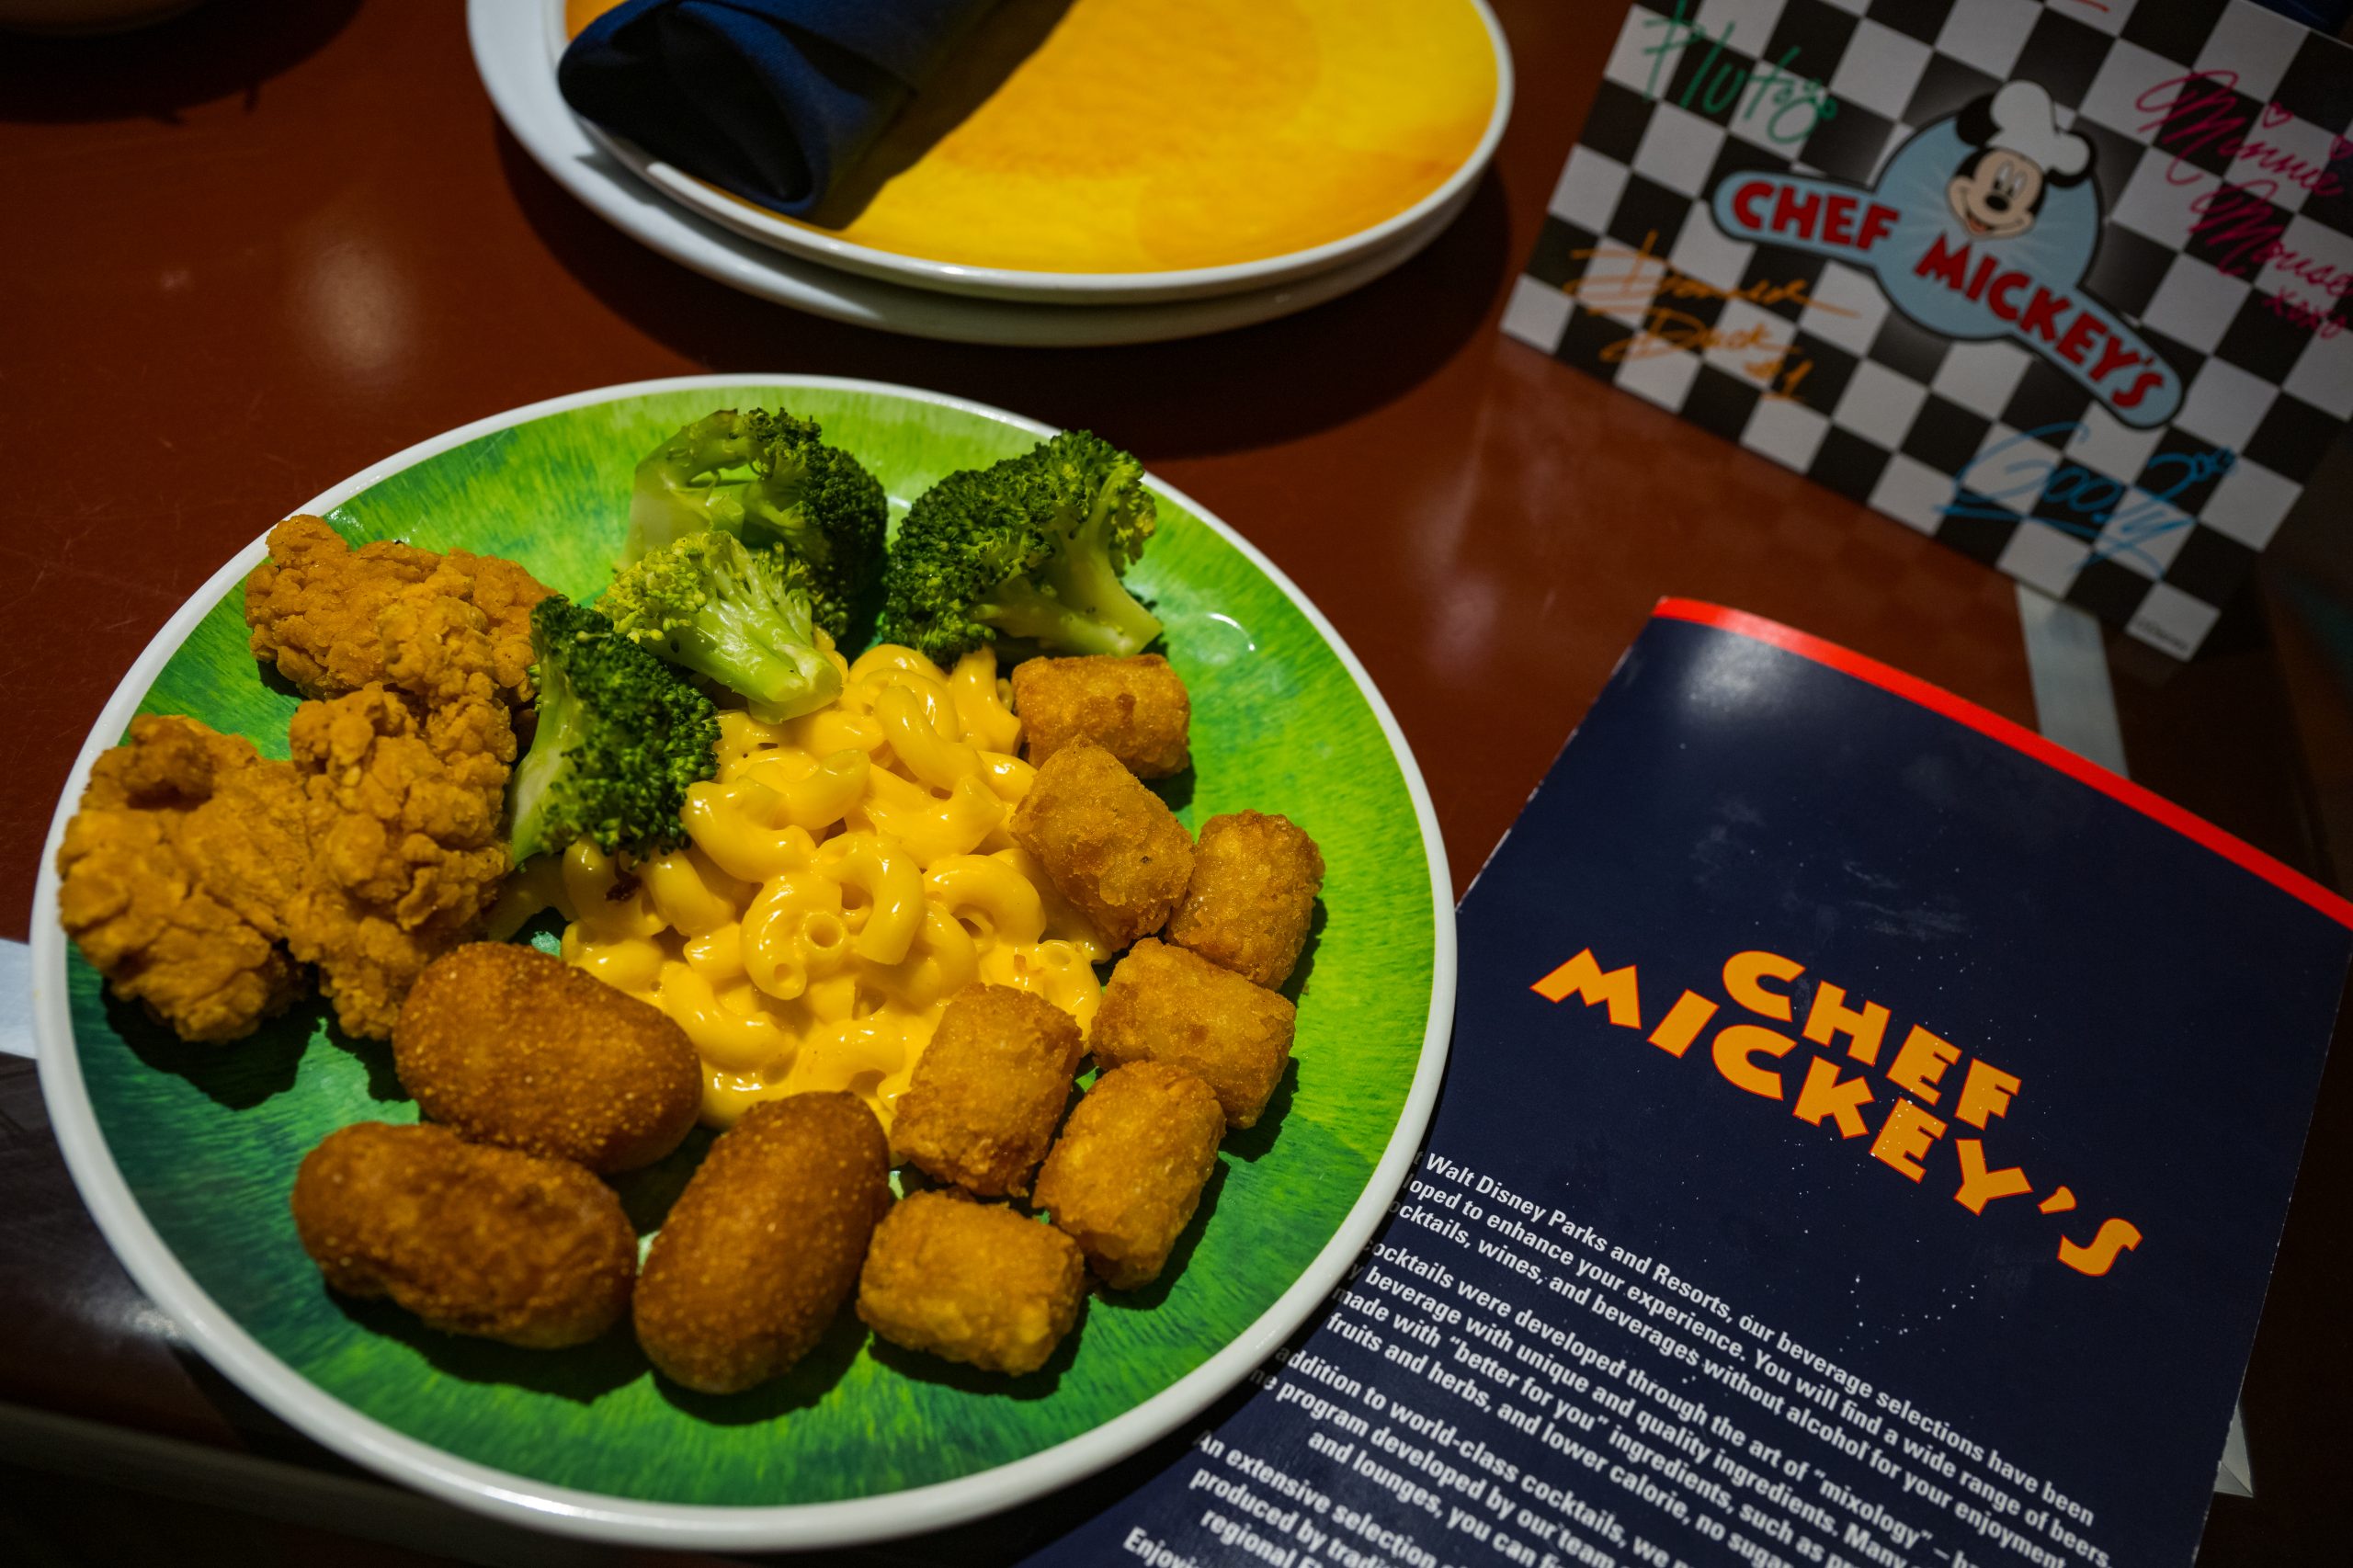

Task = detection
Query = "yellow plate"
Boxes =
[561,0,1508,301]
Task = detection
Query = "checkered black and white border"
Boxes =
[1506,0,2353,657]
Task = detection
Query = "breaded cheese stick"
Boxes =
[634,1093,892,1394]
[892,985,1086,1198]
[291,1121,635,1348]
[1011,654,1191,778]
[1088,938,1296,1129]
[1166,811,1324,988]
[1033,1062,1223,1290]
[1007,740,1191,949]
[394,942,702,1174]
[856,1190,1086,1376]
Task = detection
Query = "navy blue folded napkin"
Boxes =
[558,0,1002,219]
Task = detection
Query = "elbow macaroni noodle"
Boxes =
[530,644,1106,1130]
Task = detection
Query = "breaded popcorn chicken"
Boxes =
[634,1093,892,1394]
[291,1121,635,1348]
[394,944,701,1173]
[892,985,1085,1198]
[856,1190,1086,1376]
[1033,1062,1223,1290]
[55,715,312,1042]
[1167,812,1324,987]
[244,516,550,710]
[1010,654,1190,778]
[1007,740,1191,949]
[1089,939,1296,1129]
[283,684,517,1040]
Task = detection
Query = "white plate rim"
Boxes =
[540,0,1518,304]
[469,2,1488,345]
[31,373,1459,1551]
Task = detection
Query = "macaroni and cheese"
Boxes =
[513,642,1107,1130]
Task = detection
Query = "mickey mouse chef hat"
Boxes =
[1984,80,2091,177]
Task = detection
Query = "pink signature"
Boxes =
[2137,71,2352,340]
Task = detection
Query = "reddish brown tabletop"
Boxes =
[2,2,2347,1563]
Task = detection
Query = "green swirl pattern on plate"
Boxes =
[69,383,1434,1506]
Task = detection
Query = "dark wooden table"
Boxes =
[3,3,2347,1563]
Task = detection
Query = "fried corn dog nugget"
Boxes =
[892,985,1086,1198]
[1007,740,1191,949]
[1010,654,1191,778]
[856,1190,1086,1376]
[634,1093,891,1394]
[290,1121,634,1348]
[1089,939,1297,1129]
[1167,812,1325,988]
[393,943,700,1174]
[1033,1062,1223,1290]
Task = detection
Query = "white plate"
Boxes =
[541,0,1515,305]
[32,374,1459,1549]
[472,2,1489,344]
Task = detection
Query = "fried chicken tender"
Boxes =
[634,1093,892,1394]
[284,684,517,1040]
[856,1189,1086,1376]
[55,715,312,1041]
[395,943,701,1173]
[1007,740,1192,949]
[291,1121,636,1348]
[244,515,549,709]
[892,985,1086,1199]
[1034,1062,1224,1290]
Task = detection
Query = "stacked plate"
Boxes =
[472,0,1513,346]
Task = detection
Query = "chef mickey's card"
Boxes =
[1505,0,2353,658]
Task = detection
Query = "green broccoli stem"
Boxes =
[667,596,841,721]
[506,666,578,864]
[628,414,760,558]
[979,565,1161,658]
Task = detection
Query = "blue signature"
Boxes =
[1939,424,2234,575]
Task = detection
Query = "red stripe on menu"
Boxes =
[1651,597,2353,931]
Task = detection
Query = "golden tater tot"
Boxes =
[633,1093,891,1393]
[290,1121,634,1348]
[1167,812,1324,987]
[393,942,701,1174]
[1033,1062,1223,1290]
[892,985,1085,1198]
[1089,938,1296,1129]
[1010,654,1191,778]
[856,1190,1086,1375]
[1007,740,1191,949]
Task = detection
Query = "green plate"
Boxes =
[31,377,1454,1550]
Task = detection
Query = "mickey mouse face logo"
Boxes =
[1944,81,2092,244]
[1949,148,2047,241]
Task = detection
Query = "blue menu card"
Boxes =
[1024,601,2349,1568]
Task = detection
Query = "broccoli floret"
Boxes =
[626,407,887,641]
[507,596,721,864]
[877,431,1162,665]
[600,530,843,721]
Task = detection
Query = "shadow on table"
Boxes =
[0,0,361,125]
[494,126,1517,461]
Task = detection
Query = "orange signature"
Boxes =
[1561,229,1843,399]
